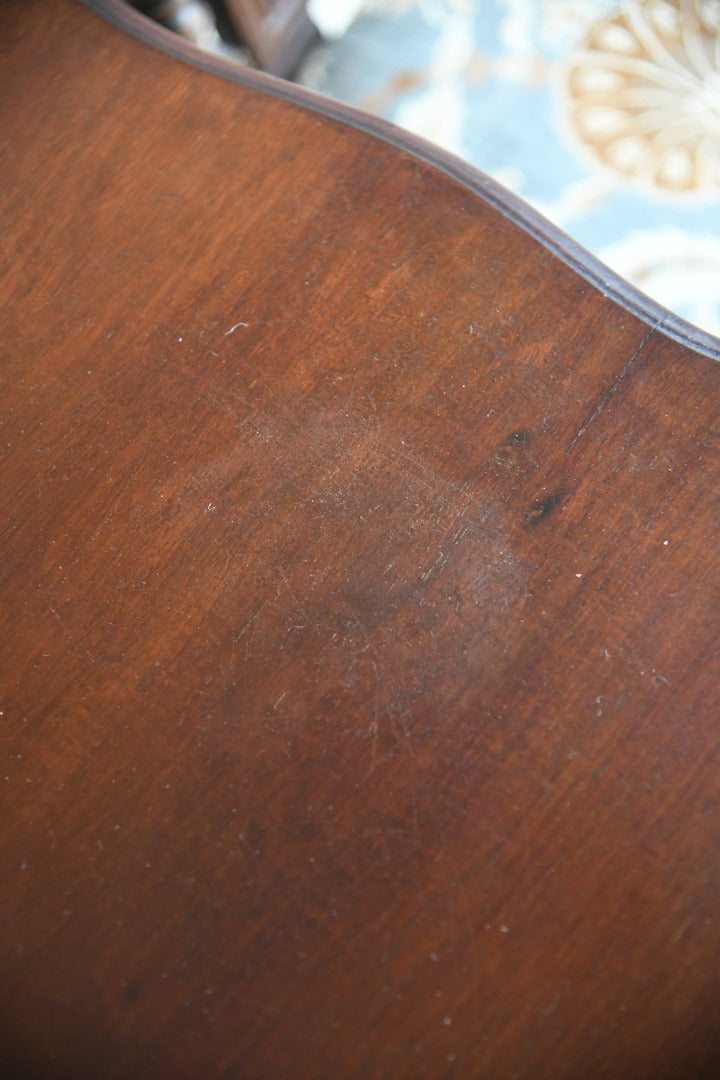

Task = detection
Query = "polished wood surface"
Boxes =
[2,2,720,1076]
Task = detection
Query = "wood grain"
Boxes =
[1,2,719,1077]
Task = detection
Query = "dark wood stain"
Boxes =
[2,3,720,1078]
[523,490,566,525]
[492,429,533,471]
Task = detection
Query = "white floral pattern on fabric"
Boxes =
[566,0,720,195]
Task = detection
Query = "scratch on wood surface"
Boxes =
[566,322,659,455]
[225,321,249,335]
[392,445,464,498]
[670,919,693,947]
[277,565,301,608]
[420,550,449,583]
[234,602,267,644]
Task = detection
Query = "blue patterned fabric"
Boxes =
[298,0,720,336]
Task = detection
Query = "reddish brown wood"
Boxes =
[2,2,720,1078]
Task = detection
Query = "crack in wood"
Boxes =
[566,322,660,456]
